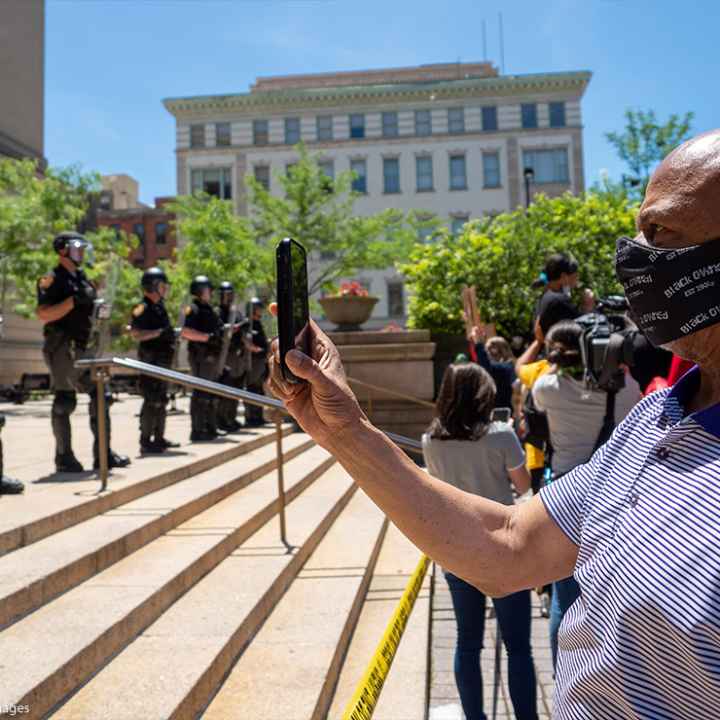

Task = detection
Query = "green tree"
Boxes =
[399,191,638,339]
[164,194,272,320]
[0,157,140,346]
[606,109,693,199]
[246,143,416,295]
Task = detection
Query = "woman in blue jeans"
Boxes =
[423,362,538,720]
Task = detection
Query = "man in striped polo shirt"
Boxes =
[268,129,720,719]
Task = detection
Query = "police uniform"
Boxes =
[245,304,269,427]
[184,280,224,440]
[131,294,176,452]
[217,303,249,432]
[37,233,130,472]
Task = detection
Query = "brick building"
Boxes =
[97,196,177,268]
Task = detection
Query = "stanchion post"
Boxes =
[94,367,109,492]
[275,418,287,545]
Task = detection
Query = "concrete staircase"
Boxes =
[0,400,430,720]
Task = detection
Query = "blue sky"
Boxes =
[46,0,719,205]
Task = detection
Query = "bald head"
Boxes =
[637,129,720,249]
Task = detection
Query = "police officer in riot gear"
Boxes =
[36,231,131,473]
[0,313,24,493]
[216,281,249,433]
[182,275,224,441]
[130,267,179,454]
[245,297,269,427]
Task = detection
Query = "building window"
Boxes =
[317,115,333,141]
[190,168,233,199]
[155,222,168,245]
[449,155,467,190]
[319,160,334,179]
[549,102,566,128]
[215,122,231,147]
[284,117,301,145]
[482,106,498,131]
[190,124,205,148]
[133,223,145,246]
[415,110,432,136]
[417,226,435,243]
[253,119,269,146]
[451,215,469,236]
[522,148,569,184]
[350,113,365,139]
[482,152,501,188]
[382,111,399,138]
[415,156,433,192]
[254,164,270,191]
[521,103,538,129]
[383,157,400,194]
[351,159,367,193]
[387,281,405,318]
[448,107,465,134]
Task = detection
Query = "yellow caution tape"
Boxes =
[341,554,430,720]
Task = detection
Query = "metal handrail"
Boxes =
[75,357,423,528]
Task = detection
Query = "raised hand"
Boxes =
[266,315,366,450]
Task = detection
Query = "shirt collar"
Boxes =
[665,365,720,437]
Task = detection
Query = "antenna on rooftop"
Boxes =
[482,20,487,61]
[498,12,506,74]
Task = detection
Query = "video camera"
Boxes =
[576,295,637,393]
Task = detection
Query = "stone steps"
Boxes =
[0,441,336,720]
[328,523,432,720]
[0,424,291,557]
[0,434,316,629]
[202,490,388,720]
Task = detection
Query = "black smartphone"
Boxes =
[276,237,310,384]
[491,407,512,424]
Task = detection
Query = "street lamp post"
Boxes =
[524,167,535,208]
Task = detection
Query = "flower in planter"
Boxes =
[337,281,369,298]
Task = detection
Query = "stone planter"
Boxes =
[319,295,379,331]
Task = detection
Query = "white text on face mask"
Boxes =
[680,303,720,335]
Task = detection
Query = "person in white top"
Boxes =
[532,319,642,668]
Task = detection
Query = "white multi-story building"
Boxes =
[163,62,591,327]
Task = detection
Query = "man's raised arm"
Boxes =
[267,318,578,595]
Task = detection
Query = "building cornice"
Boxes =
[163,71,592,117]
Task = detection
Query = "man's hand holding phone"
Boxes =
[266,307,366,450]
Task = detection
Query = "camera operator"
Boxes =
[268,131,720,719]
[531,320,642,668]
[533,253,595,336]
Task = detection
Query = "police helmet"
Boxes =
[249,296,265,309]
[53,231,87,253]
[141,267,169,292]
[190,275,214,297]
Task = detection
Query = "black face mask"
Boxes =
[615,235,720,346]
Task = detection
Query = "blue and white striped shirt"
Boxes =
[541,366,720,719]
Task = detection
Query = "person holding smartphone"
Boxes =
[422,362,537,720]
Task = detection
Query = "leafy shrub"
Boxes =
[399,191,638,339]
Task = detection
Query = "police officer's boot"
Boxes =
[52,391,84,473]
[90,391,131,470]
[139,398,159,454]
[153,407,179,450]
[190,393,213,442]
[0,419,24,494]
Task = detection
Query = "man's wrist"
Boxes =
[324,416,386,460]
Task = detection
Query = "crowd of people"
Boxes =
[0,233,272,495]
[266,129,720,719]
